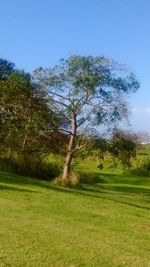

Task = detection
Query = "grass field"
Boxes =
[0,162,150,266]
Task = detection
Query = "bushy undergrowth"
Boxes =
[1,144,150,183]
[0,155,61,180]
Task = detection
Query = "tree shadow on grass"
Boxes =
[0,171,48,187]
[93,183,150,196]
[78,171,134,185]
[0,170,149,210]
[43,184,150,211]
[0,184,37,193]
[95,172,150,187]
[78,171,150,195]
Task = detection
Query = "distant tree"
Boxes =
[34,55,139,185]
[109,130,139,174]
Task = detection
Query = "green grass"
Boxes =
[0,166,150,266]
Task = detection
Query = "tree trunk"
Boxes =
[62,149,74,183]
[21,133,27,152]
[62,113,77,185]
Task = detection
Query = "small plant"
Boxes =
[56,172,79,187]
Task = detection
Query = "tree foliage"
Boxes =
[0,59,65,178]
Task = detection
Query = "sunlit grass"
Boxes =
[0,165,150,266]
[0,169,150,267]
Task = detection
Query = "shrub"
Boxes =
[56,173,79,187]
[0,155,61,180]
[131,158,150,177]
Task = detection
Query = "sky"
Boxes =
[1,0,150,133]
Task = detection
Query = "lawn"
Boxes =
[0,166,150,266]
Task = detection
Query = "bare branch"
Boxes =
[51,103,72,122]
[53,100,70,108]
[54,128,75,136]
[49,90,75,106]
[75,90,91,113]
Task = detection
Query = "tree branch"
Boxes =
[48,91,70,101]
[53,99,70,108]
[51,103,72,122]
[52,128,75,136]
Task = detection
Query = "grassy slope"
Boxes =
[0,167,150,267]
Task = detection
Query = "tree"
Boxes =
[34,55,139,185]
[0,65,64,176]
[109,130,139,174]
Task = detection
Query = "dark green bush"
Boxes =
[0,156,61,180]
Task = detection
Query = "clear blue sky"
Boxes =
[1,0,150,133]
